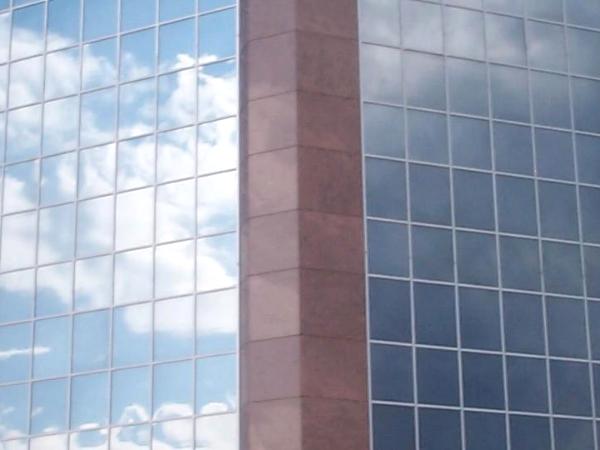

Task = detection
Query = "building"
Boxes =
[0,0,599,449]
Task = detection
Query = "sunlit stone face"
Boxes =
[0,1,239,449]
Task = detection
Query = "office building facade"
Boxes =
[1,0,599,449]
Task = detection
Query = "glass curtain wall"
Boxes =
[360,0,600,449]
[0,0,239,449]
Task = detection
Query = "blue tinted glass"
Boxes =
[0,323,31,383]
[572,77,600,134]
[535,128,574,181]
[121,0,156,31]
[160,0,195,21]
[372,405,415,450]
[543,242,583,296]
[447,59,488,116]
[465,412,507,450]
[546,297,588,358]
[113,304,152,367]
[73,310,110,372]
[580,186,600,244]
[71,372,109,428]
[453,170,494,230]
[459,288,501,351]
[111,367,151,425]
[445,7,484,60]
[401,0,443,53]
[361,44,402,105]
[407,110,448,164]
[568,28,600,78]
[457,231,498,286]
[199,0,235,12]
[419,409,461,450]
[11,3,45,59]
[409,164,450,225]
[577,134,600,186]
[199,9,236,61]
[31,378,68,434]
[154,361,194,418]
[84,0,118,40]
[121,29,156,81]
[360,0,402,47]
[412,226,454,282]
[368,220,409,277]
[0,384,28,439]
[550,360,592,416]
[369,278,411,342]
[414,283,456,346]
[586,246,600,298]
[491,65,530,123]
[503,293,545,355]
[160,18,196,72]
[496,175,537,235]
[366,158,406,220]
[500,236,541,291]
[486,14,526,65]
[507,356,548,412]
[531,72,571,128]
[450,116,491,169]
[566,0,600,29]
[34,317,70,378]
[417,348,459,406]
[363,104,404,158]
[0,270,34,324]
[48,0,81,50]
[494,122,533,175]
[554,419,594,450]
[371,344,413,402]
[462,353,504,409]
[510,415,551,450]
[404,52,445,110]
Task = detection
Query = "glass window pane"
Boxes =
[367,220,409,277]
[586,247,600,300]
[453,169,494,230]
[9,56,43,108]
[160,0,195,21]
[366,158,406,220]
[507,356,548,412]
[111,424,150,449]
[372,405,415,450]
[547,297,587,358]
[114,248,153,305]
[485,0,523,14]
[526,0,562,21]
[41,151,77,205]
[71,372,109,429]
[157,179,195,242]
[448,58,488,116]
[34,316,70,378]
[445,7,484,60]
[82,38,117,91]
[1,211,37,271]
[115,188,154,250]
[159,18,195,72]
[543,241,583,296]
[0,13,8,64]
[199,9,236,61]
[158,68,195,129]
[450,116,491,169]
[199,0,234,12]
[155,296,194,360]
[46,48,80,99]
[0,384,28,440]
[47,0,81,51]
[0,269,34,324]
[535,128,574,181]
[359,0,401,46]
[407,110,448,164]
[527,20,566,71]
[155,241,195,298]
[70,429,108,450]
[510,415,551,450]
[119,79,156,139]
[73,310,110,372]
[0,323,31,383]
[80,88,117,148]
[459,287,501,351]
[531,72,571,128]
[196,354,237,414]
[415,283,456,346]
[465,412,507,450]
[361,44,402,105]
[456,231,498,286]
[369,278,411,343]
[566,0,600,29]
[491,65,530,123]
[75,255,113,311]
[158,126,196,182]
[573,77,600,134]
[412,226,454,282]
[197,171,237,235]
[568,28,600,78]
[581,186,600,244]
[503,292,545,355]
[121,0,156,31]
[462,353,504,410]
[77,196,114,257]
[196,288,237,355]
[4,159,39,213]
[577,134,600,186]
[198,60,237,122]
[31,378,68,434]
[11,3,45,60]
[153,418,194,449]
[6,104,42,162]
[401,0,443,53]
[539,181,578,240]
[409,164,450,225]
[589,300,600,358]
[496,175,537,235]
[79,144,116,198]
[117,135,155,190]
[36,262,72,317]
[404,52,445,110]
[554,419,594,450]
[487,14,526,64]
[419,409,461,450]
[84,0,117,40]
[196,233,237,292]
[113,303,152,367]
[154,361,194,419]
[111,366,151,425]
[371,344,413,402]
[500,236,541,291]
[38,204,75,265]
[417,348,459,406]
[550,360,592,416]
[363,104,404,158]
[121,28,155,82]
[494,122,533,175]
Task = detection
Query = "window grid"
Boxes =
[0,0,239,448]
[360,0,600,449]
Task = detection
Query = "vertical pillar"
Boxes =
[239,0,369,449]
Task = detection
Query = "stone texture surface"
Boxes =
[240,0,368,447]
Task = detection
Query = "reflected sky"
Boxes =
[0,0,238,447]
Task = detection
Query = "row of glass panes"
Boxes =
[361,0,600,75]
[363,47,600,133]
[367,220,600,297]
[369,277,600,358]
[0,59,236,162]
[366,159,600,243]
[0,9,236,95]
[1,413,237,450]
[364,105,600,184]
[0,357,236,436]
[0,0,235,60]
